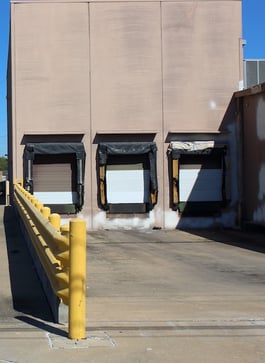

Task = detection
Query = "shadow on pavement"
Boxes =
[180,228,265,254]
[3,206,54,322]
[16,316,67,337]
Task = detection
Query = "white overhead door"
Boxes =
[179,163,223,202]
[106,163,150,204]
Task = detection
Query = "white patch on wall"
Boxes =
[93,210,156,230]
[253,204,265,224]
[258,163,265,201]
[219,211,237,228]
[208,100,217,110]
[92,207,237,230]
[253,163,265,224]
[164,210,179,229]
[175,211,237,229]
[226,123,238,203]
[257,98,265,140]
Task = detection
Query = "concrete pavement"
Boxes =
[1,205,265,362]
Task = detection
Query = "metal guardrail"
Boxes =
[13,182,86,340]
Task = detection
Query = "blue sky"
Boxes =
[0,0,265,157]
[0,0,9,157]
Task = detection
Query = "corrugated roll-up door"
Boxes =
[33,163,77,204]
[23,142,86,213]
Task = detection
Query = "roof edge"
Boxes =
[234,82,265,98]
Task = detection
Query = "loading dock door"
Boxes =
[106,163,150,204]
[97,142,158,212]
[23,142,86,213]
[33,163,78,205]
[179,162,223,202]
[168,141,226,215]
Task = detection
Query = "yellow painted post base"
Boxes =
[68,219,86,340]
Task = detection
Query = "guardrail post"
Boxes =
[49,213,61,232]
[35,201,43,211]
[68,219,86,340]
[41,206,51,219]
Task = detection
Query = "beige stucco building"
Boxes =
[7,0,243,229]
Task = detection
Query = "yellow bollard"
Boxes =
[35,201,43,211]
[41,206,51,219]
[49,213,61,232]
[68,219,86,340]
[30,196,37,205]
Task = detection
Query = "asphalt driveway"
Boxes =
[86,228,265,326]
[1,206,265,363]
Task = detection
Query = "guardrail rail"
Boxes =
[13,182,86,340]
